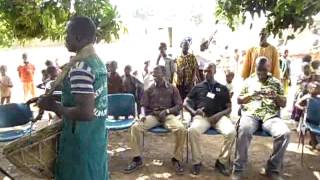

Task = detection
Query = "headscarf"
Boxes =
[180,37,192,48]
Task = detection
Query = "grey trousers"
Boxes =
[233,116,290,173]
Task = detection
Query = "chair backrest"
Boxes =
[108,93,135,117]
[0,103,33,128]
[306,97,320,126]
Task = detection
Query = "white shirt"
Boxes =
[196,51,211,70]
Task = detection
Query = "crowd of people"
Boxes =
[1,16,320,180]
[102,28,320,180]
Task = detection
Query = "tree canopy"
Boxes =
[0,0,122,47]
[215,0,320,39]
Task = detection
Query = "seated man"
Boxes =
[232,57,290,180]
[185,63,236,176]
[124,65,187,174]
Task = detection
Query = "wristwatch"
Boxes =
[166,109,170,114]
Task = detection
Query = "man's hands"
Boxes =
[194,107,205,116]
[37,95,60,114]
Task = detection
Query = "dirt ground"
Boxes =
[1,120,320,180]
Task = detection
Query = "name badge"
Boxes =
[207,92,215,99]
[216,87,221,92]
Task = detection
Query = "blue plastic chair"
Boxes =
[186,118,272,162]
[105,94,136,131]
[0,103,33,142]
[305,97,320,136]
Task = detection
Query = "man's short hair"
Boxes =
[110,60,117,66]
[46,66,57,75]
[302,54,312,63]
[69,16,96,43]
[154,65,166,74]
[159,42,167,50]
[255,56,269,68]
[125,65,132,70]
[225,70,235,77]
[204,63,216,71]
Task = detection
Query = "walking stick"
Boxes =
[297,100,309,166]
[234,116,241,160]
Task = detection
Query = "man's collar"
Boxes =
[251,72,272,82]
[204,79,217,85]
[154,80,169,88]
[72,43,96,62]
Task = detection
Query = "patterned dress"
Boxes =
[176,53,198,99]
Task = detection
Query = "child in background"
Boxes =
[291,62,312,124]
[295,82,320,150]
[0,65,13,104]
[45,66,61,124]
[225,70,235,97]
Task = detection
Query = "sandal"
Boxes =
[123,159,143,174]
[171,158,184,175]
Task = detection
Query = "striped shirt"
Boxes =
[69,62,95,94]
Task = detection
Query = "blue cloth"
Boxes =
[306,97,320,126]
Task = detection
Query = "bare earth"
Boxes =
[1,120,320,180]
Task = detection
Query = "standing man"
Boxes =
[38,16,108,180]
[142,60,153,90]
[122,65,143,114]
[175,38,200,99]
[232,57,290,180]
[185,63,236,176]
[108,60,123,94]
[280,49,291,95]
[124,65,186,174]
[241,28,281,80]
[156,42,176,83]
[18,53,36,100]
[196,38,211,82]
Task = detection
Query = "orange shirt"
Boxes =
[18,64,35,83]
[241,44,280,80]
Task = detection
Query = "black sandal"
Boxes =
[123,159,143,174]
[191,163,202,175]
[171,158,184,175]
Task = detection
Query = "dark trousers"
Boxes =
[177,84,193,100]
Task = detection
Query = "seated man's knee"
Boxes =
[225,128,236,139]
[188,127,201,136]
[238,117,255,135]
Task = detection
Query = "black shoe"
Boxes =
[123,158,143,174]
[171,158,184,175]
[191,163,202,175]
[214,160,230,176]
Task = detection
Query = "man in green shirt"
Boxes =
[232,57,290,180]
[38,16,108,180]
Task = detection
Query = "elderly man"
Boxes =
[185,63,235,176]
[124,65,187,175]
[242,28,280,80]
[232,57,290,180]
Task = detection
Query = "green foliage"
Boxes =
[0,0,123,47]
[215,0,320,38]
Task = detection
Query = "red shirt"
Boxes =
[18,64,35,83]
